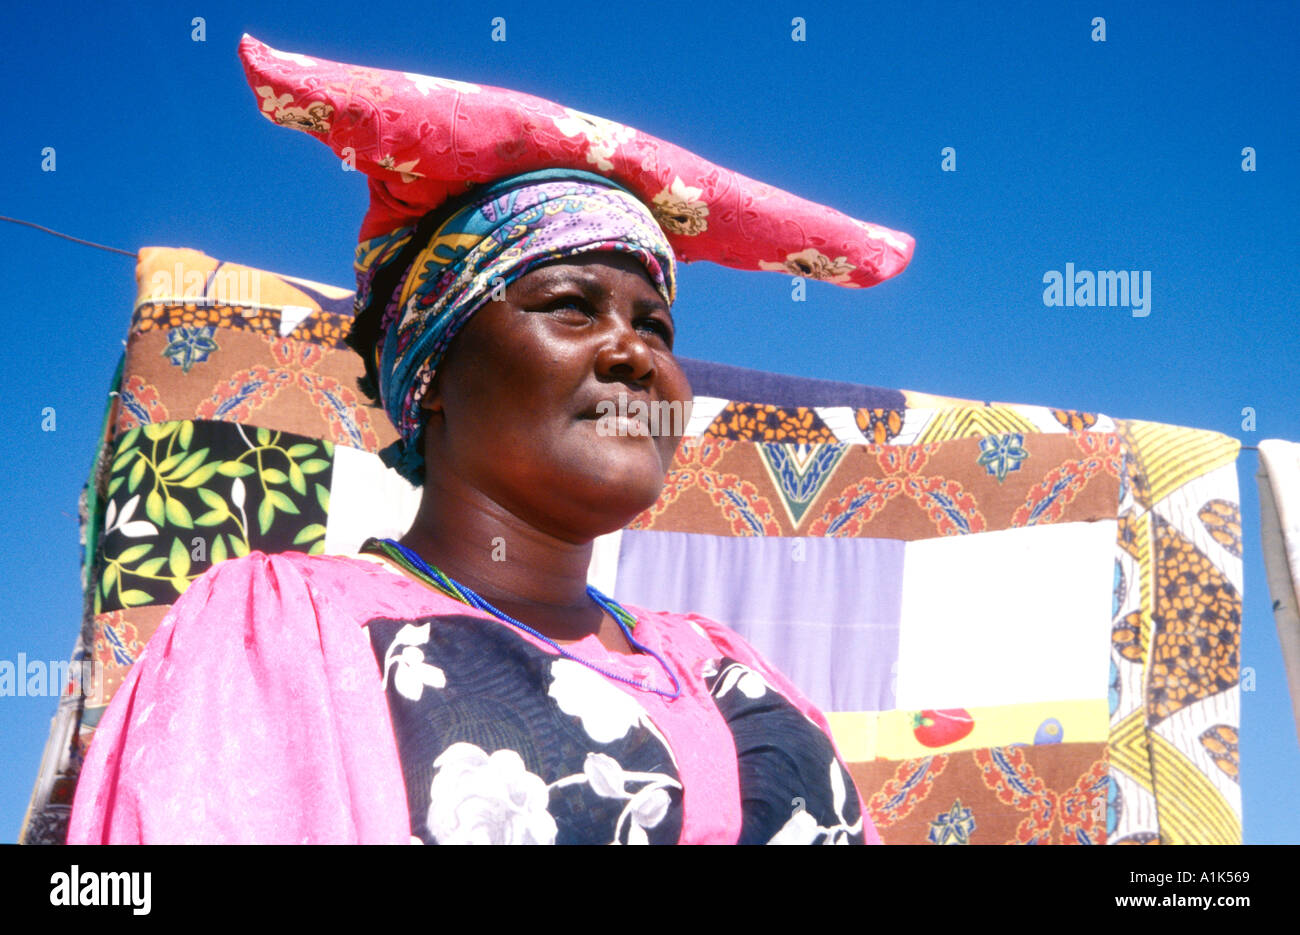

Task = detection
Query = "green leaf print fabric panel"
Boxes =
[96,420,334,613]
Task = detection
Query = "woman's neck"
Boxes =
[397,475,626,647]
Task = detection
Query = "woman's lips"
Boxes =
[579,399,654,436]
[585,412,653,436]
[578,392,692,440]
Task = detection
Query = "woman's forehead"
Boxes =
[512,254,671,304]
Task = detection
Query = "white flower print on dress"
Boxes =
[381,623,446,701]
[712,661,769,701]
[544,661,683,842]
[547,658,650,744]
[766,759,862,845]
[549,752,682,845]
[767,808,822,845]
[426,743,557,845]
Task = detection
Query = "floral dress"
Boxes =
[69,551,873,845]
[372,611,865,845]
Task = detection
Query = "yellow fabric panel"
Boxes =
[1148,732,1240,845]
[830,699,1108,761]
[135,246,341,313]
[135,247,219,302]
[1106,707,1155,794]
[915,406,1040,443]
[1117,419,1240,508]
[826,711,878,762]
[900,388,984,408]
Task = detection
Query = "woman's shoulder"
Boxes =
[176,549,462,622]
[172,549,375,589]
[186,548,399,584]
[70,548,415,843]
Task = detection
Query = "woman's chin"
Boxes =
[583,470,665,523]
[543,458,667,534]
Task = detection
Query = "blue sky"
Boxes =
[1,0,1296,843]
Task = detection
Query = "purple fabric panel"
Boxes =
[677,356,906,410]
[614,530,904,711]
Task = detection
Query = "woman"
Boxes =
[68,38,913,845]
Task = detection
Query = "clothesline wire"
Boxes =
[0,214,138,258]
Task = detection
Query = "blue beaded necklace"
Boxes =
[365,537,682,700]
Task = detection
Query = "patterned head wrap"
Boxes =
[348,169,677,484]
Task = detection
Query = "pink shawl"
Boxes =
[70,551,878,844]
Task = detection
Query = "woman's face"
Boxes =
[420,252,692,541]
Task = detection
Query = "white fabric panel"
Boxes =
[814,406,869,444]
[1257,439,1300,746]
[683,396,729,438]
[278,305,314,336]
[895,520,1117,710]
[1150,689,1242,812]
[322,445,422,556]
[587,529,623,594]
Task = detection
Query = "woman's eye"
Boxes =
[546,298,592,317]
[637,318,674,344]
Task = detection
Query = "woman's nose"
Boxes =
[594,316,654,383]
